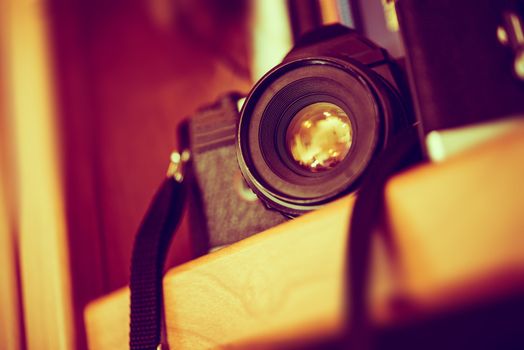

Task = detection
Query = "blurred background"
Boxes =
[0,0,400,349]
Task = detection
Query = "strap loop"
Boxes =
[129,151,189,350]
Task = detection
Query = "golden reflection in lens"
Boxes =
[286,102,352,172]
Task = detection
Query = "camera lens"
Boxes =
[237,57,405,216]
[286,102,352,173]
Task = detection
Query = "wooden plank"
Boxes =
[0,4,22,348]
[0,170,21,350]
[0,56,22,350]
[85,124,524,349]
[85,196,357,350]
[163,196,357,349]
[85,289,130,350]
[1,0,75,349]
[385,123,524,311]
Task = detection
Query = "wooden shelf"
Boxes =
[85,125,524,349]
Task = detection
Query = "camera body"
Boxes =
[184,94,286,249]
[183,25,410,249]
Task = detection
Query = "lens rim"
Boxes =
[237,57,403,216]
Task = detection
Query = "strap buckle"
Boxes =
[166,150,190,182]
[498,9,524,80]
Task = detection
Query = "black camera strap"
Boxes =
[345,126,421,350]
[129,152,189,350]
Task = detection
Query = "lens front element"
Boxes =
[286,102,353,172]
[237,58,394,216]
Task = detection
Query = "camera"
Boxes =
[183,24,411,249]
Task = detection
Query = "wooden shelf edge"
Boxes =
[85,125,524,350]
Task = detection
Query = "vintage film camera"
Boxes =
[182,24,412,249]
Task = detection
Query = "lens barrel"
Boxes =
[237,54,406,216]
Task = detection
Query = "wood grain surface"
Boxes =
[85,124,524,349]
